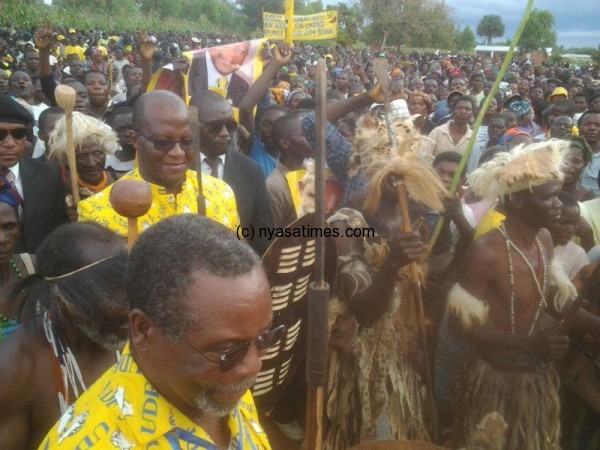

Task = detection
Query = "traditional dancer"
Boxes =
[324,113,447,448]
[446,140,600,449]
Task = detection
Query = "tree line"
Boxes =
[3,0,561,53]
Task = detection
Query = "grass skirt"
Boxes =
[453,356,561,450]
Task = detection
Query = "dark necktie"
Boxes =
[0,167,12,182]
[204,157,221,179]
[0,166,24,213]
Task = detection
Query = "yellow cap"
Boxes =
[68,28,76,34]
[549,86,568,99]
[57,35,65,41]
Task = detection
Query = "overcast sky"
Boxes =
[322,0,600,48]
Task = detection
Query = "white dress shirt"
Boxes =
[7,163,24,199]
[200,153,226,180]
[205,52,232,89]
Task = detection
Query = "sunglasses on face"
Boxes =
[182,324,287,372]
[0,128,28,142]
[202,119,238,135]
[136,131,193,152]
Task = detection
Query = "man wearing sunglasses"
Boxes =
[41,215,276,449]
[79,90,240,234]
[0,94,66,253]
[190,90,273,255]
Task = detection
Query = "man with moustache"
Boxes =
[40,214,276,449]
[0,223,129,449]
[188,41,251,107]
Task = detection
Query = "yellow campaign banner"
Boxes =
[263,10,338,41]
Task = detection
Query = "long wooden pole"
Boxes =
[305,58,329,450]
[427,0,535,255]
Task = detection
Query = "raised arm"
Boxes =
[34,27,59,105]
[137,33,156,92]
[238,43,291,135]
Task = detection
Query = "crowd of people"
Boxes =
[0,22,599,450]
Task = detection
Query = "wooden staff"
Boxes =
[373,57,437,436]
[188,105,206,216]
[305,58,329,450]
[54,84,80,206]
[109,179,153,249]
[427,0,535,256]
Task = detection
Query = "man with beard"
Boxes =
[188,41,251,107]
[0,222,129,449]
[40,214,275,449]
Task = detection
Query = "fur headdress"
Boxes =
[351,110,447,213]
[468,139,570,202]
[48,112,118,163]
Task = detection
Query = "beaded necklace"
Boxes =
[0,259,23,343]
[43,311,87,414]
[77,171,108,193]
[497,224,548,336]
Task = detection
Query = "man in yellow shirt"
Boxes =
[64,37,85,62]
[40,215,276,449]
[78,90,240,232]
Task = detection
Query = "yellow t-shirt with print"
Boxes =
[39,344,271,449]
[78,168,240,234]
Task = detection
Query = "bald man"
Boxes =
[78,90,240,234]
[189,90,273,255]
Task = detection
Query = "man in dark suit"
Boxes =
[188,42,251,108]
[0,95,67,253]
[190,91,273,255]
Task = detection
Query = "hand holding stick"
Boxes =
[109,179,153,249]
[54,84,80,206]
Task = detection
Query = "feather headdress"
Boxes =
[351,110,447,213]
[468,139,570,202]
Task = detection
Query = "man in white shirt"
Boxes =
[188,42,251,107]
[0,94,66,252]
[190,90,273,255]
[427,97,474,155]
